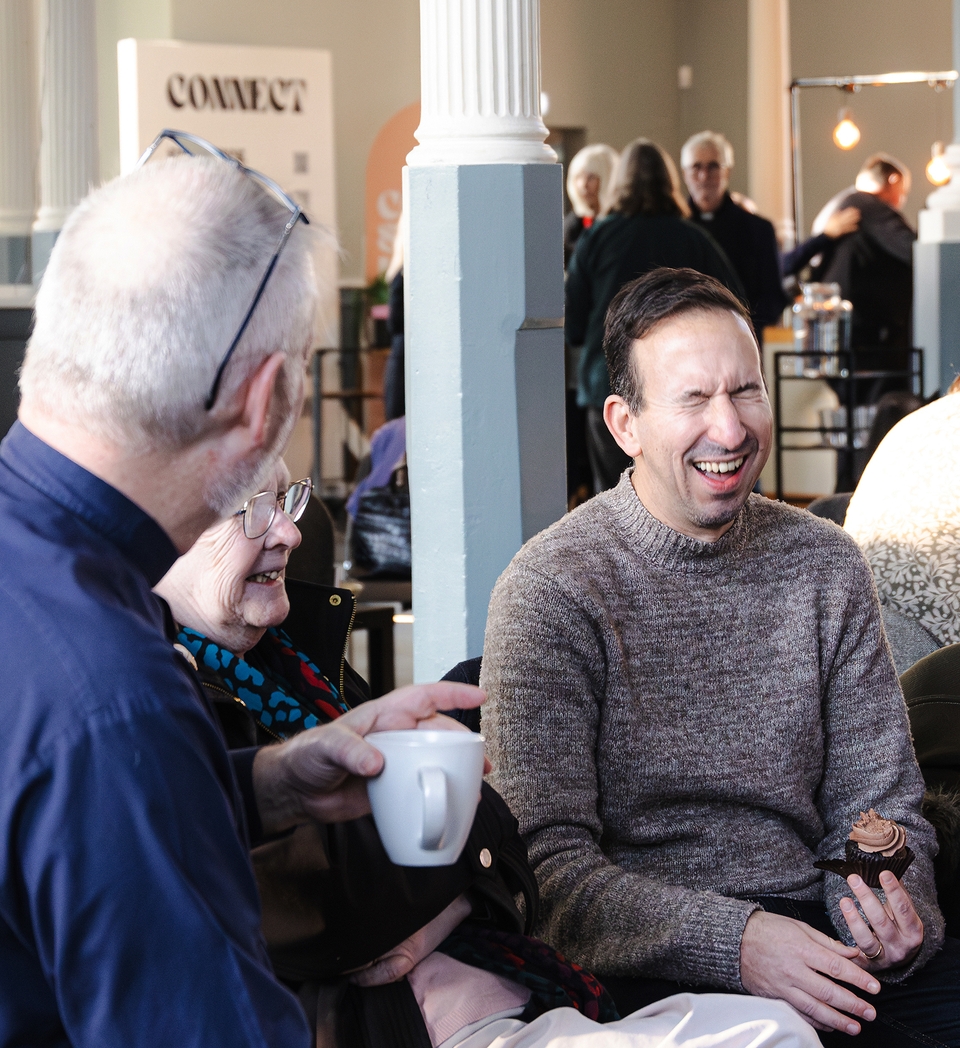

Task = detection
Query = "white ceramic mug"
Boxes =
[366,729,485,866]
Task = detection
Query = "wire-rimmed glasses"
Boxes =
[135,129,310,411]
[235,478,313,540]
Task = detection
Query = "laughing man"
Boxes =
[481,268,960,1044]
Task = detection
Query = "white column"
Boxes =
[747,0,793,247]
[406,0,565,682]
[0,0,36,285]
[913,0,960,394]
[32,0,99,282]
[409,0,555,166]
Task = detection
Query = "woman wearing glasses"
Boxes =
[153,467,545,1023]
[154,464,363,744]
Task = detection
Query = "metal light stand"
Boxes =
[790,70,958,239]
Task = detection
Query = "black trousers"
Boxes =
[601,898,960,1047]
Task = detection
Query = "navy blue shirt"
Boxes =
[0,422,310,1048]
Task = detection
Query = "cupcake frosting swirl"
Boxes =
[849,809,906,856]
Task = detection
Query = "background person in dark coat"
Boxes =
[682,130,788,336]
[566,138,744,493]
[563,144,620,266]
[563,145,620,508]
[811,153,915,355]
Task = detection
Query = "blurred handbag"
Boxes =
[347,462,410,580]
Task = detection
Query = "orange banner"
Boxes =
[364,101,419,283]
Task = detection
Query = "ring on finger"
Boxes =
[863,941,884,961]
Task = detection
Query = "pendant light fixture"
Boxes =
[832,108,861,150]
[927,141,951,185]
[925,80,952,185]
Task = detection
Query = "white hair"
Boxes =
[680,131,734,171]
[566,144,620,217]
[20,156,319,451]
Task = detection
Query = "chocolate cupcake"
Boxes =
[814,809,914,888]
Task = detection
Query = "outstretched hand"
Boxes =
[740,910,880,1035]
[824,206,861,240]
[252,681,486,834]
[839,871,924,972]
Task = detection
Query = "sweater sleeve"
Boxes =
[481,559,759,991]
[782,232,831,277]
[814,543,944,981]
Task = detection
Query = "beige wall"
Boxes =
[540,0,681,160]
[96,0,172,182]
[676,0,750,197]
[790,0,953,235]
[94,1,955,279]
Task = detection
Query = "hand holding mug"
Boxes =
[252,681,485,834]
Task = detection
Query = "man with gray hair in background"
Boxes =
[0,144,479,1046]
[682,130,788,335]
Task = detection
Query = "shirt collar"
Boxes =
[688,192,732,220]
[0,420,179,585]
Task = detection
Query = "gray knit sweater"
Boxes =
[481,473,943,991]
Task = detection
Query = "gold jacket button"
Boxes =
[479,848,492,868]
[329,594,342,606]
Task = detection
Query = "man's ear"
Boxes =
[237,352,287,452]
[603,394,642,458]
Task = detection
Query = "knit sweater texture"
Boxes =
[481,474,943,992]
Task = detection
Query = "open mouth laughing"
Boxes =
[693,455,745,477]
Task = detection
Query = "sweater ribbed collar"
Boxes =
[604,470,754,573]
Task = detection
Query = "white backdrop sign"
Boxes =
[117,38,338,347]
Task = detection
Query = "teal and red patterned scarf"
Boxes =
[178,625,348,738]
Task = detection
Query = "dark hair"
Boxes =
[604,267,754,412]
[608,139,689,219]
[857,152,909,190]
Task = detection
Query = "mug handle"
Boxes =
[419,767,447,850]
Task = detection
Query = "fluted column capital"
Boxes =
[33,0,99,235]
[408,0,556,166]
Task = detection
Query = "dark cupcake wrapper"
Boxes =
[814,845,915,889]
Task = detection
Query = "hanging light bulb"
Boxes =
[832,108,861,150]
[926,141,951,186]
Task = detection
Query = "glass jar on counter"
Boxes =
[790,283,853,377]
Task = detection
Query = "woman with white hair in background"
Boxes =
[563,145,620,506]
[564,144,619,265]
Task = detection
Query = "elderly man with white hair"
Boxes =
[681,130,787,335]
[0,139,483,1047]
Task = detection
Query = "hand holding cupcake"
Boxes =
[815,809,915,888]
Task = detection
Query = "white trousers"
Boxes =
[443,993,819,1048]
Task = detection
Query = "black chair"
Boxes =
[901,645,960,938]
[805,493,853,526]
[287,495,397,697]
[286,495,336,587]
[441,657,483,733]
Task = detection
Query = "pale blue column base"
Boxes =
[914,240,960,396]
[0,236,31,285]
[405,163,566,683]
[31,230,60,285]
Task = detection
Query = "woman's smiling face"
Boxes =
[156,460,302,656]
